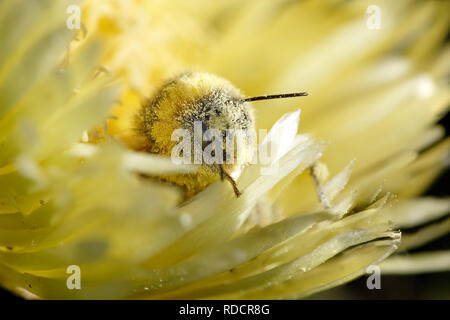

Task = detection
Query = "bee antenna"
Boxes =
[241,92,308,102]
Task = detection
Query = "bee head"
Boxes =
[194,88,257,167]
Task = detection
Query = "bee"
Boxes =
[136,72,307,200]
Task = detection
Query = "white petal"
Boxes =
[258,109,301,164]
[323,159,355,202]
[381,251,450,274]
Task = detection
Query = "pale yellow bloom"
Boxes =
[0,0,448,299]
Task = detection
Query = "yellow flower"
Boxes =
[0,0,448,299]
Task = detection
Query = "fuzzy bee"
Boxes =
[136,72,307,200]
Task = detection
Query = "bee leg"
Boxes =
[308,164,331,209]
[219,163,225,181]
[219,164,241,197]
